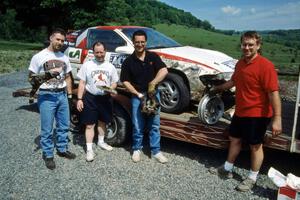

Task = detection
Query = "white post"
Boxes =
[290,66,300,152]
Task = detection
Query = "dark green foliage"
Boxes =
[0,9,23,40]
[0,0,214,42]
[0,9,47,42]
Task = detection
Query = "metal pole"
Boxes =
[290,65,300,152]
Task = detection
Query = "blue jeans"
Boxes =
[131,92,161,155]
[38,90,70,158]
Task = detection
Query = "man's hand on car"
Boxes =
[208,86,219,96]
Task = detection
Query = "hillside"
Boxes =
[260,30,300,50]
[0,24,299,74]
[154,24,300,71]
[1,0,299,73]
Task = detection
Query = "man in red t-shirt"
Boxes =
[209,31,282,192]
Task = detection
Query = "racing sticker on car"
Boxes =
[67,47,82,63]
[109,53,128,69]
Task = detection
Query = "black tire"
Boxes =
[69,98,80,127]
[159,73,190,113]
[105,104,131,146]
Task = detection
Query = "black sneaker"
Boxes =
[43,157,56,170]
[57,151,76,159]
[209,165,233,179]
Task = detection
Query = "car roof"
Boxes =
[92,25,146,30]
[67,26,148,35]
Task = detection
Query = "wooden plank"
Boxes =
[12,87,300,153]
[160,112,298,153]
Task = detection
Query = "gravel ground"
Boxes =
[1,70,300,200]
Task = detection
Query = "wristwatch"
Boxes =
[137,93,144,98]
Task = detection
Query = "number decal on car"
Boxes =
[109,53,128,69]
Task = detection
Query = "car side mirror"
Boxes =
[115,46,134,54]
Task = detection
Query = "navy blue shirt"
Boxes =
[120,51,167,92]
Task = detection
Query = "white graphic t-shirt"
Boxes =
[77,59,119,95]
[28,48,72,89]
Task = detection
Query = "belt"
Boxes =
[86,91,110,97]
[39,88,66,92]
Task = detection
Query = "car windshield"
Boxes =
[121,28,181,49]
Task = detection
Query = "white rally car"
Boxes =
[64,26,237,119]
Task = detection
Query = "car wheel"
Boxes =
[105,104,131,146]
[197,94,224,125]
[159,73,190,113]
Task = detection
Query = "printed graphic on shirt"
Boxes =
[43,59,67,87]
[91,70,110,88]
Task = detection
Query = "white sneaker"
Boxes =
[98,142,113,151]
[132,150,141,162]
[153,152,168,164]
[86,150,95,162]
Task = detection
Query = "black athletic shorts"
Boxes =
[229,115,271,145]
[80,91,113,125]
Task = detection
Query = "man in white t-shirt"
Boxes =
[28,28,76,170]
[77,42,119,162]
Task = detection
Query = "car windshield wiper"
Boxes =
[148,45,181,49]
[147,46,166,49]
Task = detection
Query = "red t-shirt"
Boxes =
[232,54,279,117]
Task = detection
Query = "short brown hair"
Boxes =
[241,31,262,45]
[50,28,66,37]
[132,30,147,41]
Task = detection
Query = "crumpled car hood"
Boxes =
[151,46,237,73]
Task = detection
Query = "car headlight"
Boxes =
[199,72,233,87]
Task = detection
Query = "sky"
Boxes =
[159,0,300,31]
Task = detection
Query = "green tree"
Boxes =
[0,9,23,40]
[1,0,217,39]
[103,0,130,25]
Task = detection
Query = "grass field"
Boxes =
[0,24,299,74]
[0,40,42,74]
[0,40,42,51]
[154,24,241,58]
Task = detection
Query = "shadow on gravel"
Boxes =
[161,137,227,165]
[260,148,300,175]
[34,135,41,152]
[72,131,86,149]
[252,186,277,200]
[16,103,39,113]
[161,137,300,199]
[68,124,134,153]
[162,137,300,174]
